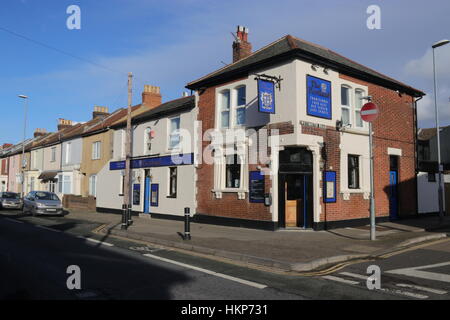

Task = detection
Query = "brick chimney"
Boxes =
[233,26,252,63]
[34,128,47,138]
[92,106,110,120]
[1,143,12,149]
[57,119,73,131]
[142,85,162,109]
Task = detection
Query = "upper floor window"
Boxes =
[51,147,56,162]
[169,117,180,149]
[144,127,152,154]
[65,143,71,164]
[235,86,246,126]
[92,141,101,160]
[354,89,364,128]
[341,86,351,126]
[220,90,230,129]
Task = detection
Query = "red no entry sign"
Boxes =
[361,102,379,122]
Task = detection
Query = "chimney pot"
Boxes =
[92,106,110,120]
[57,118,74,131]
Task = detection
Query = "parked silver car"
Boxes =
[0,192,23,210]
[23,191,64,216]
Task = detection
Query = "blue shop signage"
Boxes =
[306,75,332,119]
[109,153,194,170]
[258,79,276,114]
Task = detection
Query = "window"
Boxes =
[65,143,71,164]
[62,175,71,194]
[168,167,177,198]
[58,174,63,193]
[92,141,101,160]
[49,180,56,193]
[226,154,241,188]
[169,117,180,149]
[144,127,152,154]
[348,155,360,189]
[235,86,246,126]
[89,175,97,197]
[51,147,56,162]
[220,90,230,128]
[355,89,364,128]
[341,86,351,126]
[30,177,35,192]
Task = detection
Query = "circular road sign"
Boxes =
[361,102,379,122]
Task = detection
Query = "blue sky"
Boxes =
[1,0,450,144]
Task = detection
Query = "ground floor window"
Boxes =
[226,154,241,188]
[58,174,72,194]
[49,181,56,193]
[168,167,177,198]
[348,155,360,189]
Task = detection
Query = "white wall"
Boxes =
[418,172,440,213]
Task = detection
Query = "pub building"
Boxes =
[186,26,424,230]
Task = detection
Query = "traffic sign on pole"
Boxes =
[361,102,379,122]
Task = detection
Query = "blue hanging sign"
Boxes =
[258,79,275,114]
[306,75,332,119]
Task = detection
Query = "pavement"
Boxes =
[65,210,450,273]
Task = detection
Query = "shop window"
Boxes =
[348,154,360,189]
[151,184,159,206]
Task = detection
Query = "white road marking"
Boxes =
[143,253,267,289]
[339,272,368,280]
[322,275,359,285]
[4,218,24,224]
[396,283,447,295]
[379,288,428,299]
[81,237,114,247]
[36,225,61,232]
[387,262,450,283]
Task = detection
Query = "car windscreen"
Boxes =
[2,193,20,199]
[35,192,59,201]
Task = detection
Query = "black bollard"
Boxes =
[121,204,128,230]
[184,207,191,240]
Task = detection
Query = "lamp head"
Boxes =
[432,39,450,49]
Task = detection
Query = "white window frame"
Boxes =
[234,86,246,127]
[168,116,181,150]
[65,143,71,165]
[354,89,365,129]
[51,147,56,162]
[219,90,231,129]
[341,85,352,127]
[92,141,101,160]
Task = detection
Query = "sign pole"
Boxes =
[369,121,376,241]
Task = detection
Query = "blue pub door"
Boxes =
[144,176,151,214]
[389,156,399,220]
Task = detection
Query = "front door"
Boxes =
[282,174,313,228]
[389,170,399,220]
[144,176,151,214]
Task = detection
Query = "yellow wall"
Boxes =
[81,130,113,197]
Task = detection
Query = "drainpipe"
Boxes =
[414,95,423,216]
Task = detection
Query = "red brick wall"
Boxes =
[1,158,8,176]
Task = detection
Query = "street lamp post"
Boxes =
[432,39,450,223]
[18,95,28,198]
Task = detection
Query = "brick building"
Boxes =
[186,26,424,230]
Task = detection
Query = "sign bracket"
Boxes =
[253,73,283,91]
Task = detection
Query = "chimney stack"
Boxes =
[92,106,110,120]
[232,26,252,63]
[57,119,73,131]
[34,128,47,138]
[142,85,162,110]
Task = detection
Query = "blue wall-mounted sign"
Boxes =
[150,184,159,207]
[249,171,265,203]
[258,79,276,114]
[307,75,332,119]
[110,153,194,171]
[323,171,337,203]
